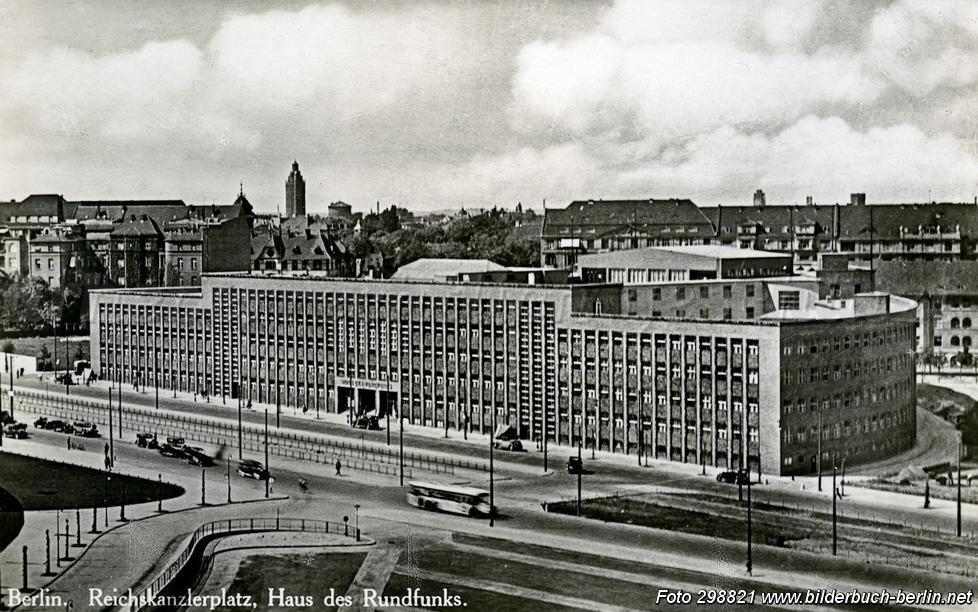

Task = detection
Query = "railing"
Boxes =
[15,390,502,478]
[132,516,360,611]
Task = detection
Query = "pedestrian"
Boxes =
[67,437,72,451]
[335,459,342,476]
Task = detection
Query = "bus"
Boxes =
[406,481,493,517]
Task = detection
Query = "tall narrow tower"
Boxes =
[285,161,306,217]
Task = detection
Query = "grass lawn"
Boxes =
[546,496,813,546]
[0,335,90,368]
[384,572,583,612]
[397,545,657,610]
[0,451,183,511]
[0,486,24,552]
[220,552,366,612]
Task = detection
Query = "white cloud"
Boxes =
[510,2,884,143]
[618,116,978,204]
[5,40,203,140]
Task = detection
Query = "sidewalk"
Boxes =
[11,375,977,537]
[0,432,290,610]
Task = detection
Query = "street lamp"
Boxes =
[264,406,270,499]
[817,409,823,493]
[746,468,753,575]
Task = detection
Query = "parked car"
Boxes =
[353,415,380,430]
[4,423,28,439]
[136,433,159,449]
[716,470,750,485]
[566,456,584,474]
[33,417,48,429]
[73,422,100,438]
[0,411,13,425]
[159,443,184,458]
[237,459,272,481]
[183,446,214,467]
[46,420,74,434]
[166,436,186,448]
[493,439,526,452]
[54,373,75,386]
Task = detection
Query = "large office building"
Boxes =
[89,251,917,476]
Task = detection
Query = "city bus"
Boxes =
[406,481,493,517]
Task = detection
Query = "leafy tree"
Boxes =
[1,341,14,354]
[37,345,52,371]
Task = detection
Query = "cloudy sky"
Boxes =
[1,0,977,213]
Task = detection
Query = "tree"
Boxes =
[37,345,52,371]
[1,341,14,354]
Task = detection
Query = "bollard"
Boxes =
[45,530,51,575]
[91,505,98,534]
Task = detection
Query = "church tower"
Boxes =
[285,161,306,217]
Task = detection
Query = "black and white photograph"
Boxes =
[0,1,976,610]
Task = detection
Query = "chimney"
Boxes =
[850,193,866,207]
[805,196,814,206]
[753,189,766,207]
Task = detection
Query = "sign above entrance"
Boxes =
[336,376,392,392]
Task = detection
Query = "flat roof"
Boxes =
[649,245,792,259]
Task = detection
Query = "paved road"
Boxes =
[10,376,978,539]
[2,428,973,611]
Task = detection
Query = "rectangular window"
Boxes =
[699,286,709,299]
[746,284,755,297]
[778,291,800,310]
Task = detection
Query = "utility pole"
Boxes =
[817,410,823,492]
[264,406,270,499]
[958,440,963,538]
[237,383,243,460]
[490,411,495,528]
[832,456,838,556]
[746,470,752,575]
[577,433,583,517]
[107,387,114,467]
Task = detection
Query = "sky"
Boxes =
[1,0,977,214]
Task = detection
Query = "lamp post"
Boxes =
[489,409,495,528]
[958,439,963,538]
[264,406,270,499]
[832,455,838,556]
[399,401,405,487]
[237,381,243,460]
[107,387,114,468]
[577,428,583,517]
[817,409,823,493]
[746,468,752,575]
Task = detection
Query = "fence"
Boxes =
[132,516,361,611]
